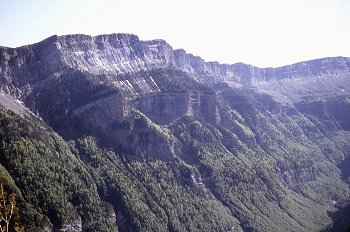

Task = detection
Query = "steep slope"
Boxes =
[0,106,247,231]
[1,33,349,101]
[0,108,118,231]
[0,34,350,231]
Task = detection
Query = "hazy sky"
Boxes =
[0,0,349,67]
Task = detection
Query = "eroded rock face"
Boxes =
[133,92,189,125]
[173,49,350,103]
[133,91,219,125]
[56,34,176,75]
[0,37,63,96]
[1,33,349,104]
[71,92,129,143]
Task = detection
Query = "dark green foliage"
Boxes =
[76,136,240,232]
[0,109,117,231]
[168,85,350,231]
[170,113,338,231]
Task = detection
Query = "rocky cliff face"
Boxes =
[55,34,175,75]
[0,34,175,99]
[173,49,350,103]
[1,33,349,103]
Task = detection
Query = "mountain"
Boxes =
[0,33,350,231]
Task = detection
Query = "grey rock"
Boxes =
[1,33,349,105]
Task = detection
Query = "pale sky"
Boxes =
[0,0,349,67]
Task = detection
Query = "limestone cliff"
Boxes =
[1,33,349,104]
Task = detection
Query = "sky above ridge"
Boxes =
[0,0,349,67]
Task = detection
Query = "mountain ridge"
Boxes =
[2,33,350,78]
[1,33,350,103]
[4,33,350,69]
[0,33,350,231]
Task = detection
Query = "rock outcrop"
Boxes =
[1,33,349,103]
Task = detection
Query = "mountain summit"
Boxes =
[0,34,350,231]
